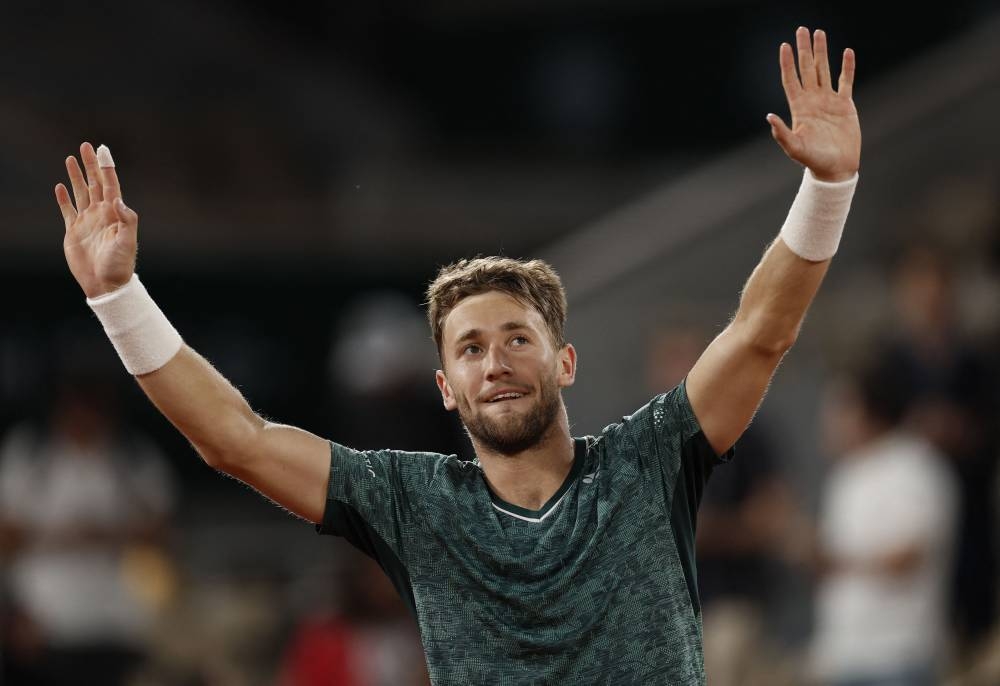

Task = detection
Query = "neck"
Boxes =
[472,405,575,511]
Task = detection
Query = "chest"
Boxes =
[412,466,682,630]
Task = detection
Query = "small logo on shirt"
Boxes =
[364,456,376,478]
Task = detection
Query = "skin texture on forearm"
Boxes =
[54,143,329,523]
[686,27,858,456]
[731,237,831,352]
[136,345,261,467]
[135,345,330,523]
[686,237,831,455]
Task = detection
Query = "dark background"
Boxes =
[2,3,991,472]
[2,3,999,684]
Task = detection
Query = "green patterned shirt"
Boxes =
[317,381,733,684]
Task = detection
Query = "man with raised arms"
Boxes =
[55,27,859,684]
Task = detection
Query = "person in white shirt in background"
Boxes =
[809,354,958,686]
[0,369,175,686]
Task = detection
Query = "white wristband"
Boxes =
[86,274,183,375]
[779,168,858,262]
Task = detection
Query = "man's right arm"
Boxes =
[136,346,331,524]
[55,142,330,524]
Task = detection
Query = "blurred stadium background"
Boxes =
[1,1,998,684]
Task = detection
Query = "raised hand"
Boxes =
[55,142,138,298]
[767,27,861,182]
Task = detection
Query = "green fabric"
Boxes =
[318,380,733,684]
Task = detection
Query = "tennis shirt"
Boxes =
[317,381,733,684]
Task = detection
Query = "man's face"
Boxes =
[435,291,576,456]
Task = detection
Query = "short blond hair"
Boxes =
[425,256,568,356]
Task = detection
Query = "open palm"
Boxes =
[767,27,861,182]
[55,142,138,299]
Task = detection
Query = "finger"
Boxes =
[779,42,801,98]
[96,144,122,201]
[113,197,138,249]
[766,113,800,160]
[54,183,78,228]
[838,48,856,99]
[114,196,137,225]
[796,26,817,88]
[80,142,104,204]
[65,156,90,211]
[813,29,832,89]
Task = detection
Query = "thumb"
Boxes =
[114,197,135,222]
[766,113,799,159]
[114,197,138,232]
[114,197,138,245]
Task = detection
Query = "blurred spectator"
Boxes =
[326,292,465,456]
[810,356,957,686]
[277,553,428,686]
[878,244,999,653]
[0,370,176,685]
[645,325,797,686]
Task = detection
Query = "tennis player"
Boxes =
[55,27,860,684]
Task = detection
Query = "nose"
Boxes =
[484,345,512,381]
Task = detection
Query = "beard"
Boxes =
[457,374,562,456]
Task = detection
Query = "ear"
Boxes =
[557,343,577,389]
[435,369,458,411]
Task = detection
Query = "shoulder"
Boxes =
[846,433,956,506]
[408,450,480,484]
[333,442,477,488]
[887,433,955,487]
[598,383,701,447]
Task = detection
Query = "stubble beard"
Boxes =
[458,375,562,457]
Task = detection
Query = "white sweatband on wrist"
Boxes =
[86,274,183,376]
[779,168,858,261]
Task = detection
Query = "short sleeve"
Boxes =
[316,442,441,563]
[600,381,735,616]
[603,380,735,515]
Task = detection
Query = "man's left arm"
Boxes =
[687,27,861,456]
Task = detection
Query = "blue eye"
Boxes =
[463,344,482,355]
[512,336,529,346]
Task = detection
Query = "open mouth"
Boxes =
[486,392,526,403]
